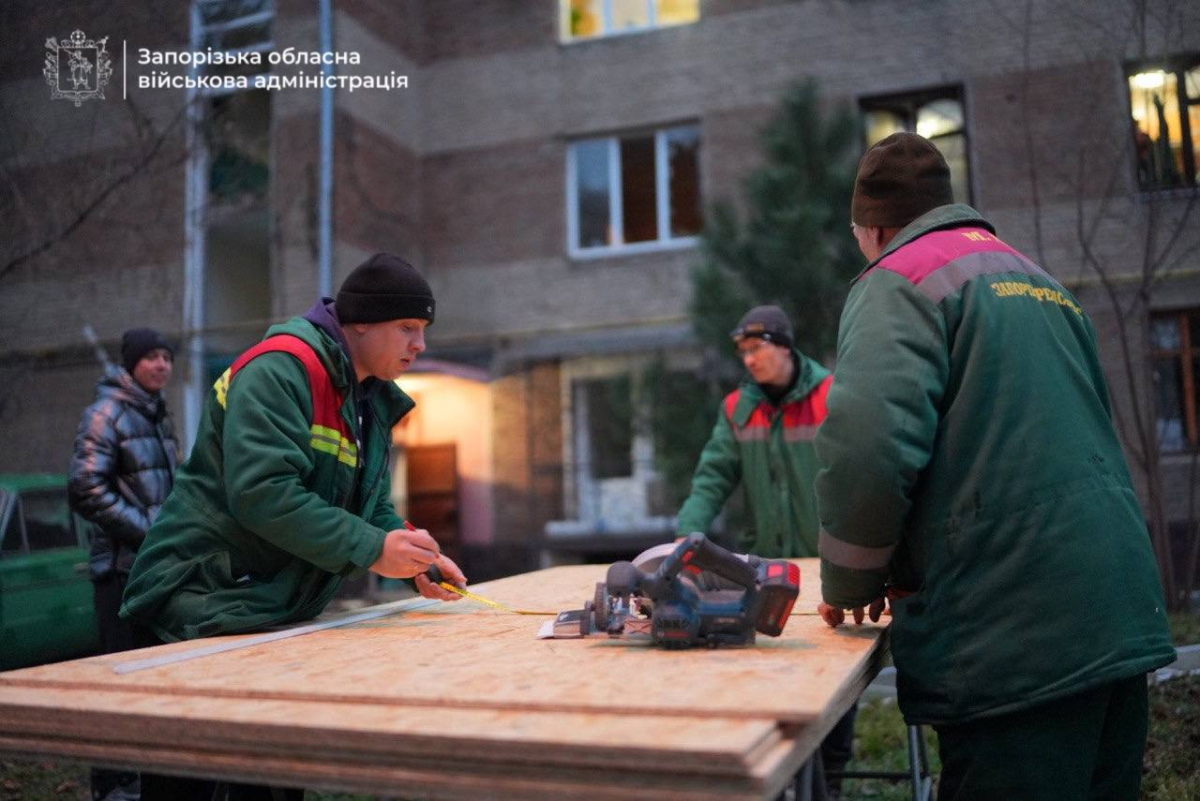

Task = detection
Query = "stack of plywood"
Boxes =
[0,560,887,800]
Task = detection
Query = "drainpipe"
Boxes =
[181,0,209,456]
[318,0,334,297]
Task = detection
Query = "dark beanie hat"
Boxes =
[731,305,793,349]
[121,328,173,374]
[851,132,954,228]
[336,253,435,325]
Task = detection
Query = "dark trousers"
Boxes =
[140,775,303,801]
[129,625,304,801]
[91,574,139,800]
[787,704,857,801]
[95,572,136,655]
[934,675,1149,801]
[821,703,857,780]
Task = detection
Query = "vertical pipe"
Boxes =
[182,1,209,456]
[318,0,334,297]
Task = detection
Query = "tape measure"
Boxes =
[436,582,557,616]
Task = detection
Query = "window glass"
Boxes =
[0,498,23,555]
[620,135,658,243]
[1152,315,1182,350]
[864,110,904,146]
[1129,70,1185,188]
[611,0,651,32]
[580,376,633,479]
[916,100,963,139]
[22,489,76,552]
[197,0,273,80]
[656,0,699,26]
[1191,104,1200,183]
[667,127,702,237]
[935,133,969,204]
[567,0,603,38]
[575,139,613,249]
[1154,356,1187,452]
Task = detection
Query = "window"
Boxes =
[561,0,699,42]
[21,490,77,552]
[0,494,24,555]
[568,125,702,256]
[1128,55,1200,190]
[860,87,971,205]
[195,0,274,82]
[1151,309,1200,452]
[575,376,634,479]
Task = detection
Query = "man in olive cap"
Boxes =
[677,304,832,558]
[122,254,466,799]
[814,132,1174,798]
[676,304,853,796]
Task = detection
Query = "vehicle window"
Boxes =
[21,488,76,552]
[0,495,24,555]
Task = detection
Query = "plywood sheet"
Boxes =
[3,561,886,725]
[0,559,886,800]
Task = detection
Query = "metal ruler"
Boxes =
[112,595,440,675]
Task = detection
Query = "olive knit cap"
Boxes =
[336,253,435,325]
[730,305,794,349]
[851,132,954,229]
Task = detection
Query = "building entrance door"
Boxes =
[405,444,460,564]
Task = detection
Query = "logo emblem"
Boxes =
[44,29,113,107]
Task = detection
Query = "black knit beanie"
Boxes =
[120,328,173,374]
[851,132,954,228]
[336,254,435,325]
[731,305,794,349]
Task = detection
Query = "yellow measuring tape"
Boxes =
[438,582,558,616]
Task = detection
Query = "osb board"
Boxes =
[0,687,783,776]
[1,560,887,726]
[0,734,802,800]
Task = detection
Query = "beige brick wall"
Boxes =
[492,362,564,550]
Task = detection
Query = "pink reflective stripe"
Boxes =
[877,228,1018,285]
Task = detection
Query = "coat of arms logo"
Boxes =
[44,29,113,107]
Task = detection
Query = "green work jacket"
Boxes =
[815,204,1175,724]
[677,350,832,558]
[121,313,412,641]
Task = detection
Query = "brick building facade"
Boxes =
[2,0,1198,583]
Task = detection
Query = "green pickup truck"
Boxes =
[0,474,98,670]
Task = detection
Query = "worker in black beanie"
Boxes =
[123,252,464,801]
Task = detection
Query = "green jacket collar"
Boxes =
[852,203,995,283]
[733,349,830,426]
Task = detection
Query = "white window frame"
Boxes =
[560,0,697,43]
[566,125,700,260]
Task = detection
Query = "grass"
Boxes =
[1143,674,1200,801]
[840,696,940,801]
[0,760,86,800]
[1169,611,1200,647]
